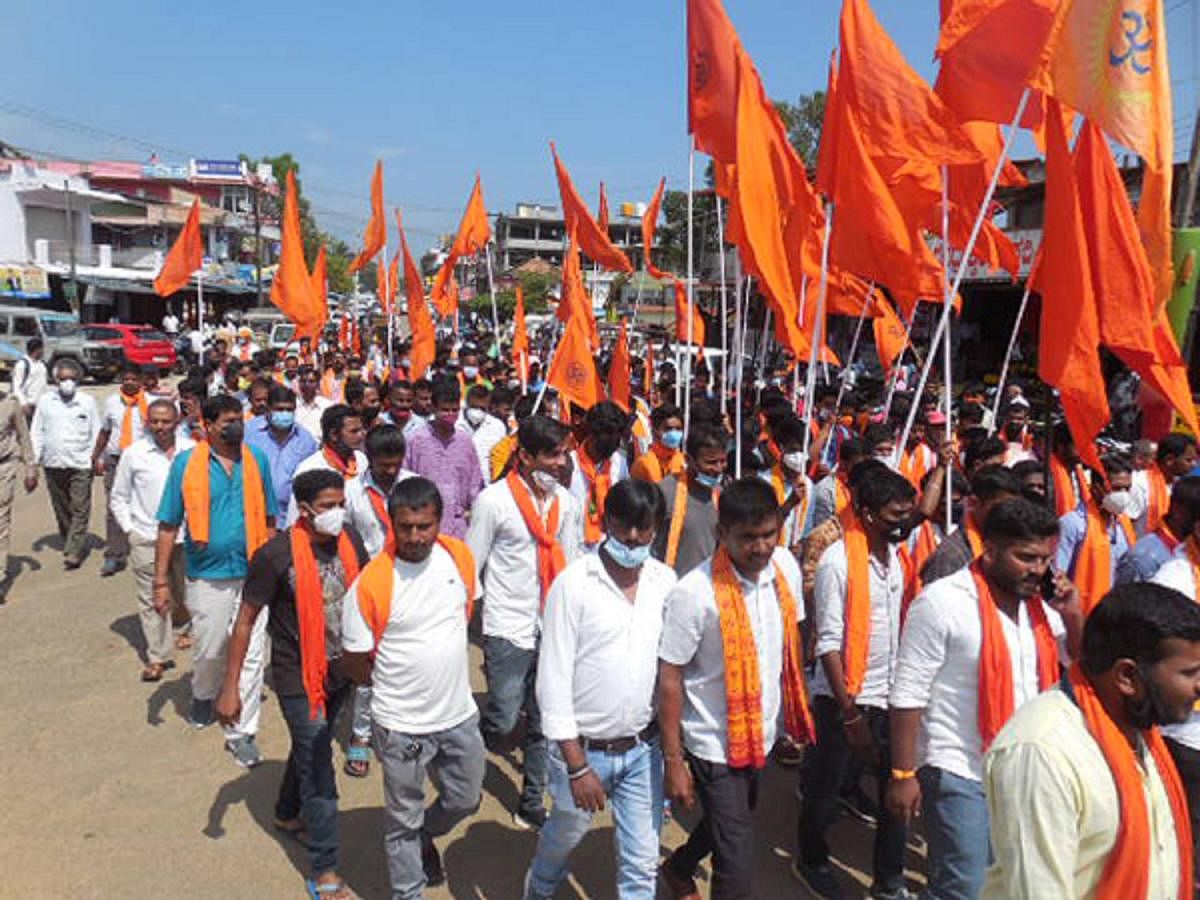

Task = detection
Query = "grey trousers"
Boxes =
[103,460,129,563]
[373,712,485,900]
[44,467,92,560]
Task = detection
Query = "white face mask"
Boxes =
[58,379,77,398]
[1101,490,1132,516]
[782,450,807,473]
[464,407,487,427]
[311,507,346,536]
[532,469,559,492]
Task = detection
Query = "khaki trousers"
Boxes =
[129,535,184,665]
[0,458,18,575]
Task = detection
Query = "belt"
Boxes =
[580,722,658,754]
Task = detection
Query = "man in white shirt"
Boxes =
[32,358,100,569]
[886,499,1082,900]
[795,469,916,900]
[162,311,180,336]
[459,383,507,483]
[524,479,676,899]
[11,337,48,418]
[295,366,332,441]
[110,399,193,682]
[286,405,368,525]
[982,583,1200,900]
[342,477,485,899]
[93,362,149,577]
[466,414,582,831]
[658,478,809,900]
[568,401,629,549]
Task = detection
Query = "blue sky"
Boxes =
[3,1,1197,251]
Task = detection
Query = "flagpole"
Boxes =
[382,229,392,374]
[794,274,808,406]
[894,87,1032,469]
[833,287,870,414]
[684,138,697,441]
[881,307,916,421]
[484,240,501,353]
[716,194,729,419]
[802,204,834,461]
[734,270,745,479]
[196,270,205,338]
[941,164,954,535]
[988,282,1034,435]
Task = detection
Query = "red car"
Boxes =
[83,324,177,374]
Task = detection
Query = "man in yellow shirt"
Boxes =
[630,403,685,484]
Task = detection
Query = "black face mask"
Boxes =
[221,421,245,445]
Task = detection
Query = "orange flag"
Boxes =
[1074,121,1199,435]
[432,175,492,311]
[153,198,203,297]
[398,210,436,381]
[838,0,982,167]
[349,161,386,273]
[642,177,669,280]
[550,144,633,273]
[673,279,706,346]
[270,171,320,336]
[547,308,605,412]
[873,295,909,371]
[608,319,632,411]
[1033,99,1109,474]
[687,0,742,164]
[512,284,530,384]
[558,227,600,348]
[306,245,328,341]
[1032,0,1173,309]
[598,182,610,233]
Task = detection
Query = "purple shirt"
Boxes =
[403,423,485,538]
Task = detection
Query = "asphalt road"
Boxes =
[0,383,927,899]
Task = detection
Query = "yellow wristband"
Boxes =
[890,768,917,781]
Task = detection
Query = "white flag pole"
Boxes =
[941,164,954,535]
[716,194,730,418]
[988,282,1034,435]
[802,204,834,461]
[683,138,697,441]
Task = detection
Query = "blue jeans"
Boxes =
[480,635,548,816]
[525,738,664,900]
[919,766,991,900]
[275,685,351,876]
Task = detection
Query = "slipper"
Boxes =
[343,743,370,778]
[305,878,358,899]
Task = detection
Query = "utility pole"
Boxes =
[64,178,78,315]
[253,178,263,308]
[1176,107,1200,230]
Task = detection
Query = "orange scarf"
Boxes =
[577,449,613,544]
[964,512,984,558]
[322,445,358,478]
[355,536,476,645]
[292,522,361,718]
[636,443,683,484]
[1146,467,1170,534]
[900,443,935,489]
[1074,496,1135,615]
[1157,522,1183,556]
[711,545,813,768]
[665,476,718,569]
[839,506,874,698]
[1067,662,1193,900]
[506,470,567,608]
[180,443,269,556]
[366,483,394,549]
[118,390,148,452]
[834,476,851,516]
[972,561,1059,750]
[320,371,343,402]
[1050,456,1086,517]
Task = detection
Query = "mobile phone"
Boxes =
[1040,568,1057,600]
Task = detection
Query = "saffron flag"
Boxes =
[432,175,491,311]
[608,319,632,411]
[382,250,399,315]
[270,171,320,337]
[153,198,203,297]
[398,210,436,382]
[673,279,706,346]
[307,245,328,341]
[547,308,604,412]
[512,284,530,384]
[349,161,386,273]
[598,182,610,234]
[642,177,669,280]
[873,295,909,371]
[558,227,599,348]
[1032,99,1109,474]
[550,144,633,273]
[686,0,742,164]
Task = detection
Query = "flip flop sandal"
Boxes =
[305,879,359,899]
[343,744,370,778]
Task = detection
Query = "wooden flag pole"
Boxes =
[988,282,1034,435]
[941,164,954,535]
[716,194,729,419]
[894,87,1032,468]
[684,138,697,441]
[802,204,834,461]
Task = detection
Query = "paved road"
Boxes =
[0,384,926,899]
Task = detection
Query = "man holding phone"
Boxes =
[886,499,1083,900]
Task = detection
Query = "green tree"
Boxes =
[468,271,553,322]
[773,91,826,169]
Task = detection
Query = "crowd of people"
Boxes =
[6,319,1200,900]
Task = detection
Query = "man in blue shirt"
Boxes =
[1056,453,1135,591]
[154,394,278,768]
[1118,476,1200,584]
[245,383,318,514]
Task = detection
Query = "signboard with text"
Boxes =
[191,159,246,181]
[926,228,1042,283]
[0,265,51,299]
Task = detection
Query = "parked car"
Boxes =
[82,324,177,375]
[0,305,123,382]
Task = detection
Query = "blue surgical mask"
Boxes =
[661,429,684,450]
[269,410,295,430]
[694,471,722,489]
[604,535,651,569]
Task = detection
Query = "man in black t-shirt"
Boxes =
[217,469,367,900]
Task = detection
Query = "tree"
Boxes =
[774,91,826,169]
[468,271,553,321]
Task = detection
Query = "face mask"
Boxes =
[507,379,522,390]
[221,421,245,445]
[782,451,807,473]
[269,411,295,430]
[604,535,651,569]
[462,366,479,380]
[311,507,345,537]
[694,471,722,489]
[532,469,559,492]
[879,516,914,544]
[661,429,684,450]
[465,407,487,427]
[57,379,77,399]
[391,409,411,424]
[436,411,458,429]
[1101,490,1132,516]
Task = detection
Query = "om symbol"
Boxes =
[1109,10,1153,75]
